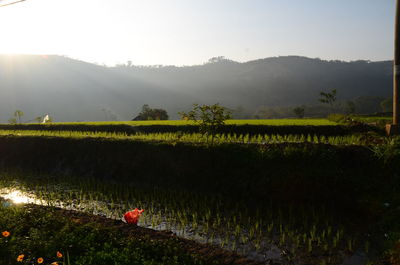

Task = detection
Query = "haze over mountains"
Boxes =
[0,54,393,122]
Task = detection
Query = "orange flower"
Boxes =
[2,231,10,237]
[56,251,63,258]
[37,257,44,264]
[51,262,59,265]
[16,254,24,262]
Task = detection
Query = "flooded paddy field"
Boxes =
[0,173,392,265]
[0,132,398,264]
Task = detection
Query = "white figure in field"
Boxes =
[42,114,50,124]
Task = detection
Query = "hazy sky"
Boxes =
[0,0,395,65]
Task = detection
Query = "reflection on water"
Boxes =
[0,188,44,205]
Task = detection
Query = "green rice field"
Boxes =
[0,129,377,146]
[0,119,398,265]
[41,119,338,126]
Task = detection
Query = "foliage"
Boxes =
[293,106,305,118]
[14,110,24,124]
[326,113,348,124]
[179,104,231,144]
[133,104,169,121]
[381,97,393,113]
[319,89,337,107]
[371,137,400,164]
[353,96,385,114]
[8,118,17,124]
[344,101,356,114]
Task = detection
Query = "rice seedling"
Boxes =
[0,129,377,146]
[0,173,366,265]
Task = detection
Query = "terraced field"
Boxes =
[50,119,339,126]
[0,120,398,265]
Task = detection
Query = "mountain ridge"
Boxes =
[0,54,393,122]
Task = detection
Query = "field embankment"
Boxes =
[0,122,383,136]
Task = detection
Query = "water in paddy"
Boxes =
[0,180,369,265]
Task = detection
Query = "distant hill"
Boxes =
[0,55,393,122]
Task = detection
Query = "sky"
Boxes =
[0,0,396,66]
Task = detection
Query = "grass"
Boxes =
[28,119,338,126]
[353,116,392,123]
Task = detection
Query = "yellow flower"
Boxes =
[16,254,24,262]
[51,262,59,265]
[37,257,44,264]
[56,251,63,258]
[2,231,10,237]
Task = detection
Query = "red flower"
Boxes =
[123,208,144,225]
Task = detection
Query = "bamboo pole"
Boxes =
[387,0,400,135]
[394,0,400,125]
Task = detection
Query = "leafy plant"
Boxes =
[179,103,231,145]
[8,118,17,124]
[14,110,24,124]
[293,106,305,118]
[327,113,347,123]
[344,101,356,115]
[133,104,169,121]
[319,89,337,107]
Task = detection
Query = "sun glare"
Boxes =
[1,190,34,204]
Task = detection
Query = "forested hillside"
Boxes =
[0,55,392,122]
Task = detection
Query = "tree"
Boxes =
[34,116,42,123]
[344,101,356,114]
[133,104,169,120]
[319,89,337,107]
[207,56,226,64]
[14,110,24,124]
[354,96,384,114]
[8,118,17,124]
[101,108,108,121]
[293,106,305,118]
[381,98,393,113]
[179,103,231,145]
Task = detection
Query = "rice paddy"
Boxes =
[41,119,338,126]
[0,129,379,146]
[0,121,397,265]
[0,175,368,265]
